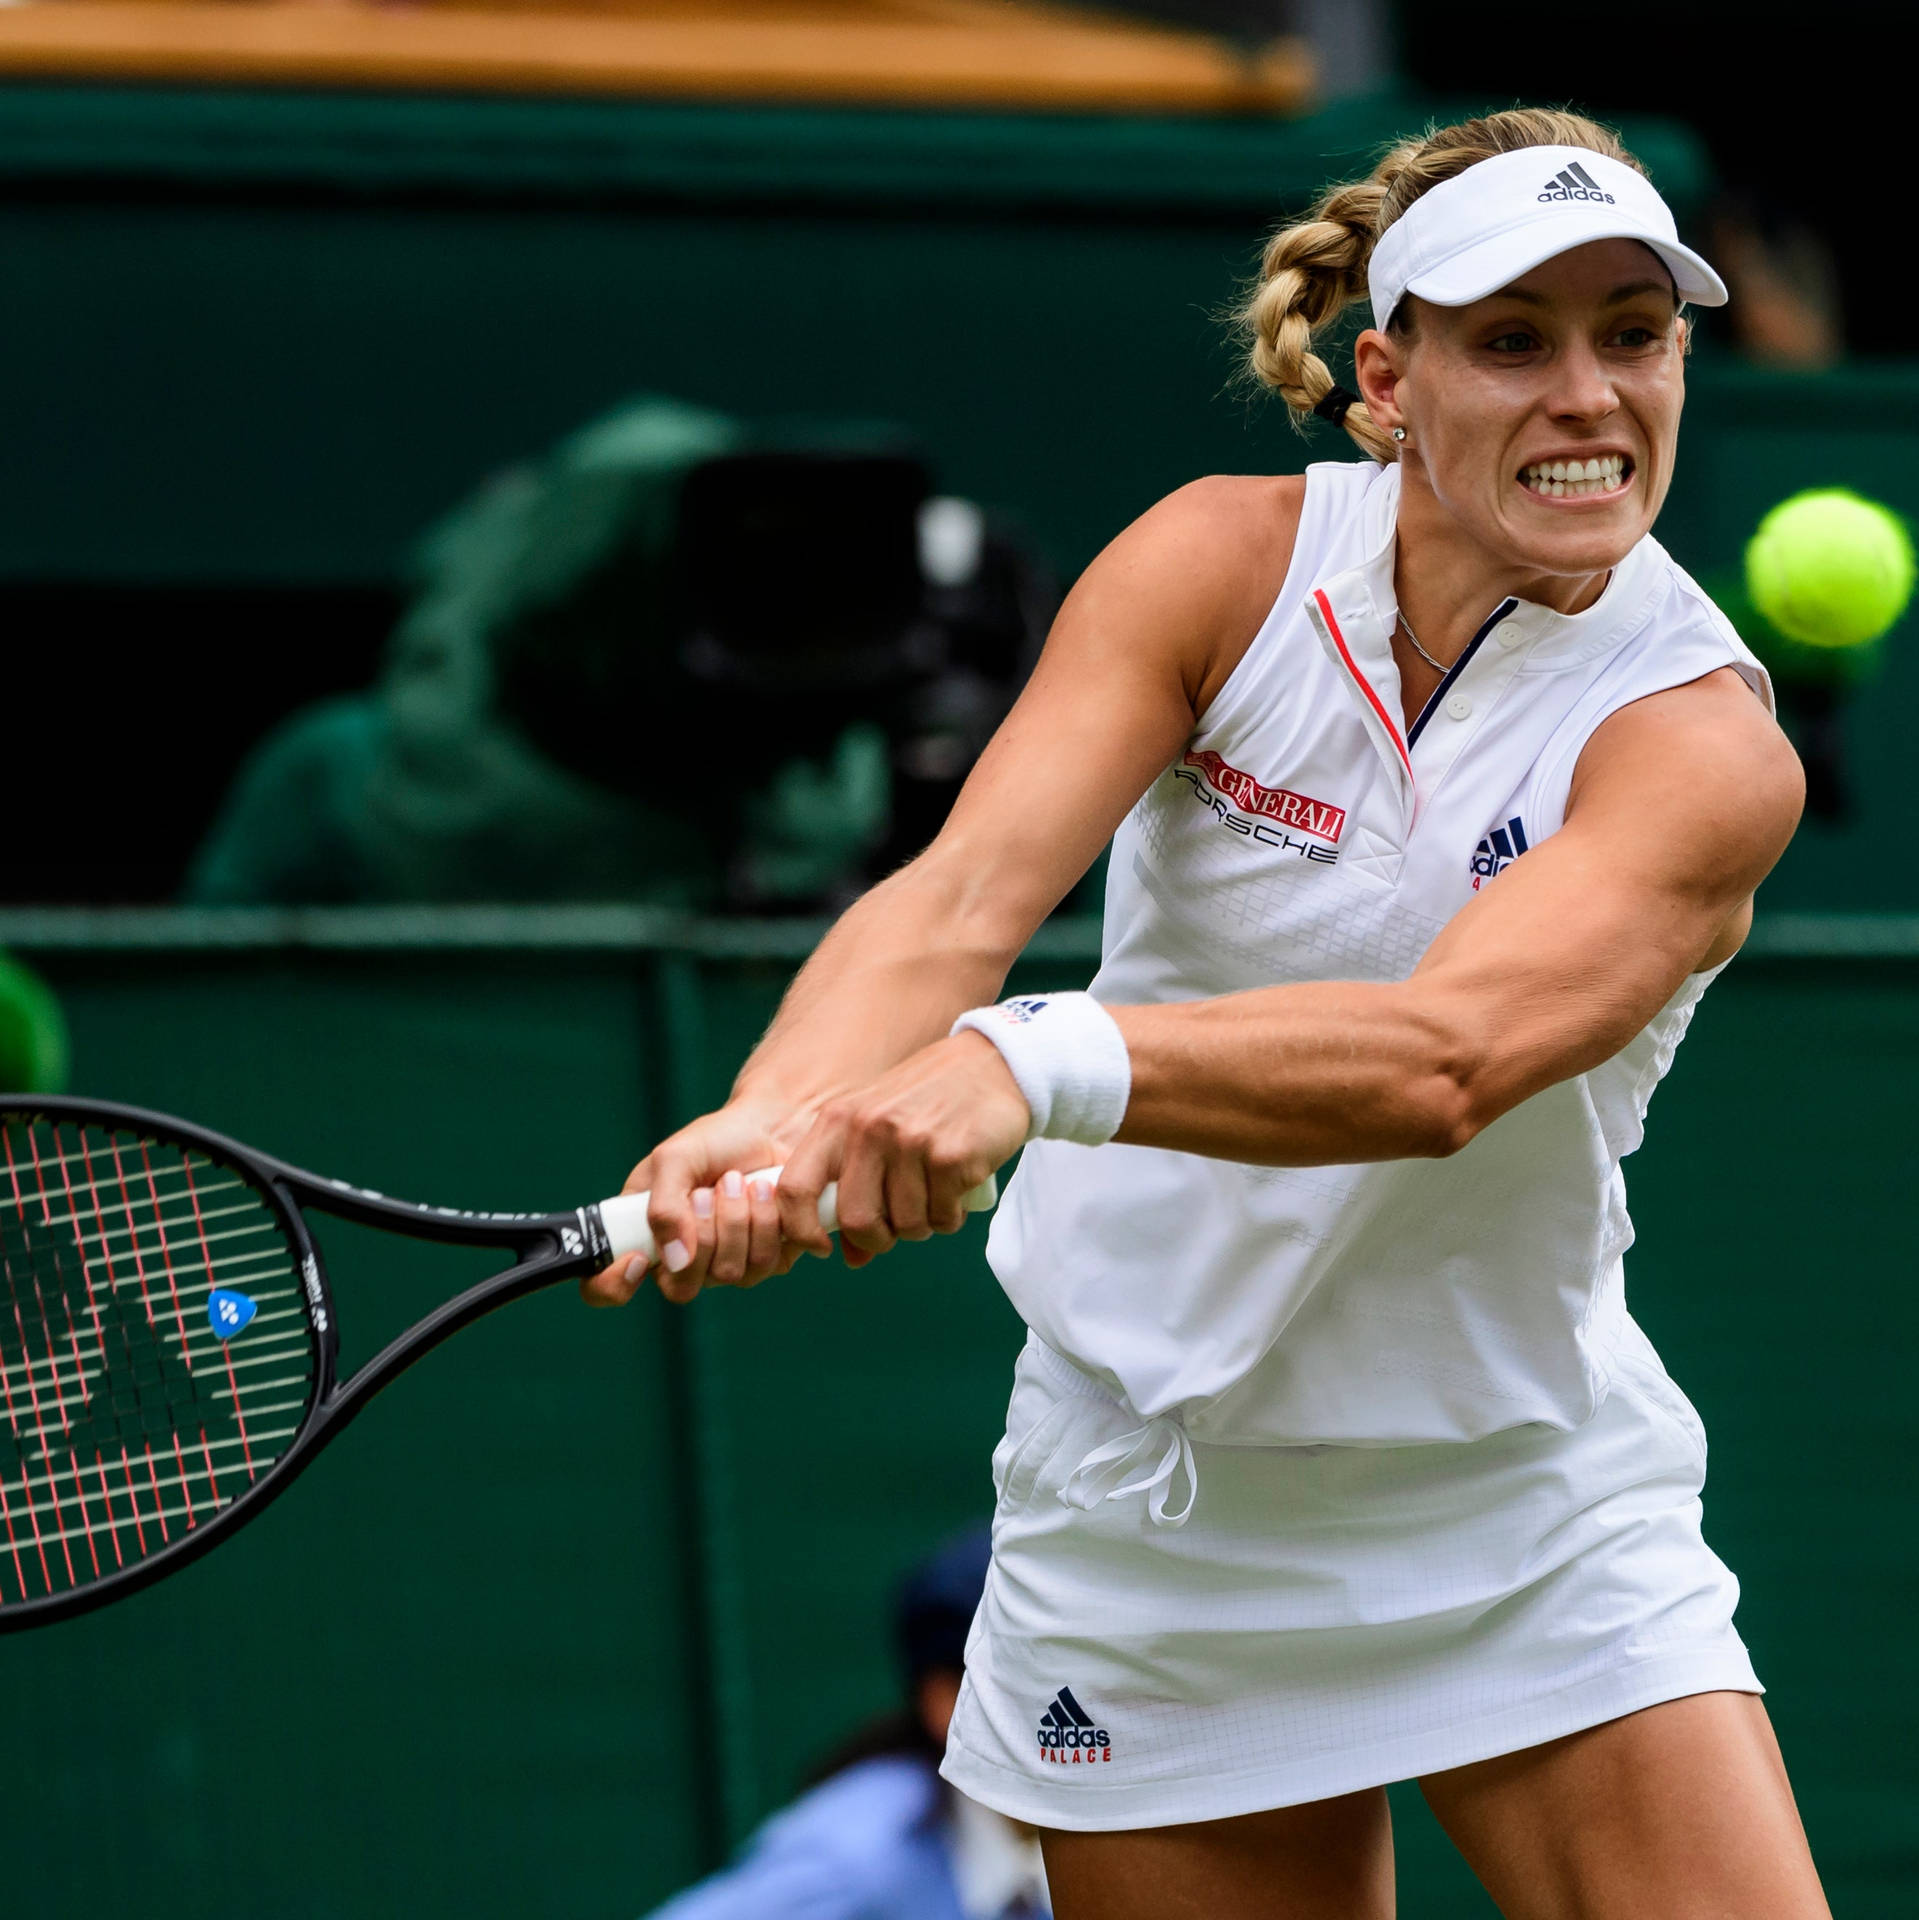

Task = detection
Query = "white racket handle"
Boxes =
[596,1165,999,1266]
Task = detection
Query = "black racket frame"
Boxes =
[0,1095,616,1632]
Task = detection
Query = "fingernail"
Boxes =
[721,1169,744,1199]
[623,1255,646,1285]
[693,1188,714,1219]
[751,1177,775,1203]
[662,1239,692,1273]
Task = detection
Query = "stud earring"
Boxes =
[1392,427,1407,443]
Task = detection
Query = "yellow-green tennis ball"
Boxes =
[1745,488,1916,650]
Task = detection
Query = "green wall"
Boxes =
[1,77,1917,1907]
[0,910,1914,1915]
[0,954,709,1916]
[2,82,1914,910]
[0,83,1709,593]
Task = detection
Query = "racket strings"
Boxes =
[0,1117,317,1608]
[0,1287,305,1391]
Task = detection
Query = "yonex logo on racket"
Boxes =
[208,1288,257,1339]
[301,1252,329,1333]
[1037,1686,1113,1764]
[1538,161,1616,204]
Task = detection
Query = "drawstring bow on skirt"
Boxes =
[1059,1414,1198,1528]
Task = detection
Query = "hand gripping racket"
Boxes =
[0,1095,996,1630]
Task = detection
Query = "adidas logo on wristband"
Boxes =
[952,991,1132,1147]
[996,997,1051,1024]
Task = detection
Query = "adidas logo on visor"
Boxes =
[1538,160,1616,205]
[1037,1685,1113,1764]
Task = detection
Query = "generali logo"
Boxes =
[1181,751,1347,843]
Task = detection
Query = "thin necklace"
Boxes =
[1396,611,1448,674]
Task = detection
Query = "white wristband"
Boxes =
[951,991,1132,1146]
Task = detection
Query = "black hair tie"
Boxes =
[1312,385,1359,427]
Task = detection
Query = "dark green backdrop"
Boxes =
[0,909,1912,1916]
[1,84,1913,907]
[2,76,1917,1913]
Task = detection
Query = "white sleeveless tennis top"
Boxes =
[991,459,1769,1449]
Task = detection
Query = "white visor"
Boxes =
[1367,145,1727,333]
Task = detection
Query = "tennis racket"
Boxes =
[0,1095,996,1630]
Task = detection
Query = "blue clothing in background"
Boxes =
[646,1757,967,1920]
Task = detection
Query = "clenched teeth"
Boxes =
[1520,454,1629,498]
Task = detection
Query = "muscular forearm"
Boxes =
[1111,982,1486,1166]
[1105,800,1763,1172]
[731,852,1028,1117]
[610,670,1798,1309]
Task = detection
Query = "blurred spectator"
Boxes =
[646,1527,1049,1920]
[186,398,1053,911]
[1704,195,1843,369]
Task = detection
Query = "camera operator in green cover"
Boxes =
[188,398,1053,910]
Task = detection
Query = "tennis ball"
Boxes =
[0,951,69,1094]
[1745,488,1916,651]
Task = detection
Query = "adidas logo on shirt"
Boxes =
[1538,160,1616,205]
[1470,815,1530,889]
[1037,1686,1113,1764]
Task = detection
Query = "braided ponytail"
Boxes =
[1236,109,1646,463]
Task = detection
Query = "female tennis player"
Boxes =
[589,109,1826,1917]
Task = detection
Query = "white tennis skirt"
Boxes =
[941,1323,1761,1831]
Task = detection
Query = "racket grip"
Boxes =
[595,1167,999,1267]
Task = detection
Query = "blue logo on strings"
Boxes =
[208,1289,257,1339]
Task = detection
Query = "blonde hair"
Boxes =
[1238,109,1648,462]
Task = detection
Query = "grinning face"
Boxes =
[1353,237,1687,599]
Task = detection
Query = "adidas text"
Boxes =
[1038,1686,1113,1765]
[1538,160,1615,205]
[1470,815,1530,889]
